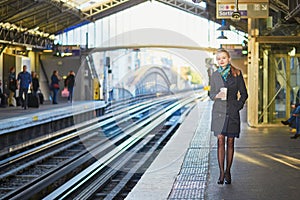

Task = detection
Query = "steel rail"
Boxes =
[82,101,196,199]
[1,97,176,200]
[0,95,170,168]
[42,93,203,200]
[1,91,205,199]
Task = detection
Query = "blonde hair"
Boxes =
[216,48,230,58]
[216,48,241,77]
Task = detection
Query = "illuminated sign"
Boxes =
[216,0,269,19]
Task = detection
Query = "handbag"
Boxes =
[53,83,60,89]
[61,88,69,97]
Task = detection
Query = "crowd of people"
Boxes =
[0,65,76,109]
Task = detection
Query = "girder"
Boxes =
[0,26,53,49]
[0,0,300,49]
[81,0,129,17]
[80,0,148,22]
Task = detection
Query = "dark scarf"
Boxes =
[217,64,231,81]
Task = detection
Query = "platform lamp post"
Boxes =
[103,56,110,103]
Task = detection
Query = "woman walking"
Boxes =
[31,71,40,97]
[50,70,61,104]
[8,67,17,106]
[66,70,75,103]
[209,48,248,185]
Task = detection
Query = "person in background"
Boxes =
[31,71,40,97]
[17,65,32,109]
[0,80,8,108]
[66,70,75,103]
[281,104,300,139]
[209,48,248,185]
[50,70,61,104]
[8,66,17,106]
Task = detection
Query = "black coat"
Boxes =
[32,77,39,92]
[66,74,75,88]
[209,68,248,136]
[8,72,17,92]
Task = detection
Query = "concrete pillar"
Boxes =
[247,18,259,127]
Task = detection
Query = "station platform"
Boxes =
[126,100,300,200]
[0,99,106,134]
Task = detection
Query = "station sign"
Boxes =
[216,0,269,19]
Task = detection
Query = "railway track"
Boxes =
[0,91,206,200]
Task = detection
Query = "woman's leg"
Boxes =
[68,87,73,102]
[70,87,73,102]
[225,137,235,184]
[9,91,16,106]
[8,91,14,105]
[217,134,225,184]
[53,89,58,104]
[52,90,55,103]
[67,87,70,101]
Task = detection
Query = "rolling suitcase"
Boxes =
[16,96,22,106]
[28,93,39,108]
[38,90,44,104]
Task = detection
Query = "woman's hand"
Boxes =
[215,91,226,99]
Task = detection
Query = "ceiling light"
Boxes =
[217,25,231,31]
[217,19,230,31]
[217,35,228,39]
[217,31,228,39]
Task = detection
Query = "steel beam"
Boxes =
[256,36,300,43]
[0,27,54,49]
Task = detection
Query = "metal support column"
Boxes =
[262,49,269,124]
[103,56,110,103]
[247,18,259,127]
[286,56,291,117]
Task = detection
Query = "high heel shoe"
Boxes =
[224,172,231,184]
[217,179,224,184]
[217,174,224,185]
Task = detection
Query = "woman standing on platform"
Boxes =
[66,70,75,103]
[209,48,248,185]
[8,66,17,106]
[50,70,61,104]
[31,71,40,97]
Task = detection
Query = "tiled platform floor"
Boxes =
[126,100,300,200]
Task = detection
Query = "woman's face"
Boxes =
[216,52,230,68]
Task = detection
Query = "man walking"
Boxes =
[17,65,32,109]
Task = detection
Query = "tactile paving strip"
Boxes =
[168,101,212,199]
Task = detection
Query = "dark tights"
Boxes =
[217,134,235,180]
